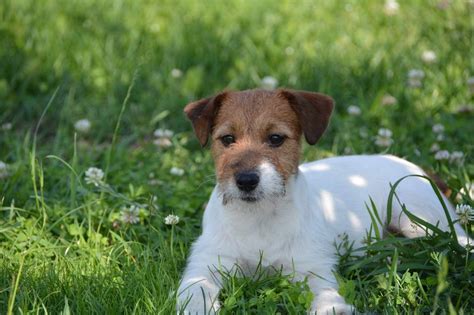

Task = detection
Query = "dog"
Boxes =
[177,89,469,314]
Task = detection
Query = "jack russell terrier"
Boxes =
[177,89,469,314]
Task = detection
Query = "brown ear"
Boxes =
[278,89,334,145]
[183,92,228,146]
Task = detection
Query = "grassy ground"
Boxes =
[1,0,473,313]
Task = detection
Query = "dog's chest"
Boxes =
[224,209,307,267]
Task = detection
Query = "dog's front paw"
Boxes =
[310,289,354,315]
[310,302,353,315]
[177,288,221,315]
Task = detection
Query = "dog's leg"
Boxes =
[305,266,354,315]
[177,250,234,315]
[387,176,471,248]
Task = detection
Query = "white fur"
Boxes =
[177,155,469,314]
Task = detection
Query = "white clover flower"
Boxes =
[456,183,474,202]
[468,77,474,95]
[408,69,425,80]
[434,150,450,160]
[378,128,393,138]
[381,94,397,106]
[384,0,400,16]
[375,128,394,147]
[153,138,172,148]
[375,137,394,147]
[261,76,278,90]
[285,46,295,55]
[153,128,174,138]
[455,204,474,225]
[0,161,9,179]
[170,167,184,176]
[407,69,425,88]
[450,151,464,165]
[121,205,140,224]
[430,143,440,152]
[347,105,361,116]
[1,123,12,131]
[164,214,180,225]
[84,167,105,186]
[171,68,183,78]
[421,50,437,64]
[148,178,162,186]
[436,134,445,142]
[74,119,91,133]
[432,123,445,134]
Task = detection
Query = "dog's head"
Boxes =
[184,89,334,204]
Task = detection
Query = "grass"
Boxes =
[0,0,473,313]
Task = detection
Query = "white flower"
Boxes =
[432,123,445,134]
[450,151,464,165]
[148,178,162,186]
[468,77,474,95]
[84,167,105,186]
[171,68,183,78]
[170,167,184,176]
[0,161,9,179]
[375,137,393,147]
[153,128,174,148]
[153,128,174,138]
[381,94,397,106]
[436,134,445,142]
[408,69,425,80]
[121,205,140,224]
[378,128,393,138]
[74,119,91,133]
[421,50,437,64]
[455,204,474,225]
[261,76,278,90]
[384,0,400,16]
[375,128,393,147]
[434,150,450,160]
[457,183,474,202]
[430,143,440,152]
[285,47,295,55]
[153,138,172,148]
[1,123,12,131]
[164,214,180,225]
[347,105,361,116]
[407,69,425,88]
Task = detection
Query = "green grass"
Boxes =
[1,0,473,313]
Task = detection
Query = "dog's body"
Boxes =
[177,89,469,314]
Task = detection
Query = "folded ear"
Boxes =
[183,92,228,147]
[278,89,334,145]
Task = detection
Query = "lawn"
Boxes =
[0,0,473,313]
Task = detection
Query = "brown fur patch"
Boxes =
[184,88,334,188]
[211,89,303,184]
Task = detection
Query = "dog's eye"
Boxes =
[221,135,235,147]
[268,134,285,147]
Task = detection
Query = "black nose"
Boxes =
[235,171,260,192]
